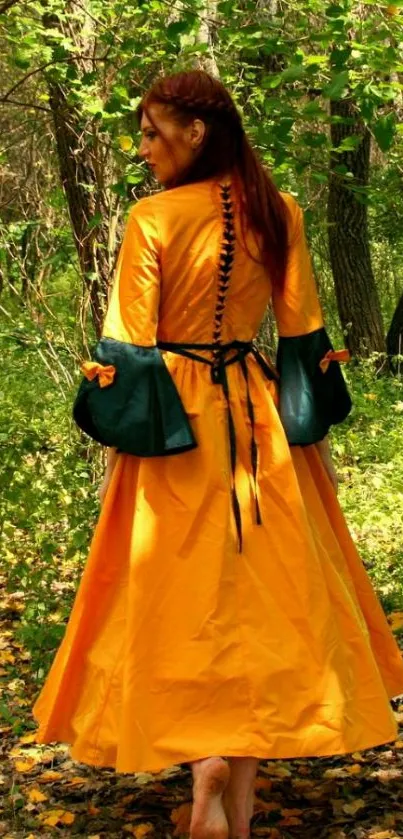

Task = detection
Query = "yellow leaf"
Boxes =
[40,808,75,826]
[123,826,153,837]
[387,5,399,15]
[351,751,364,762]
[371,832,394,839]
[60,811,75,825]
[388,611,403,631]
[88,803,100,816]
[394,740,403,749]
[38,770,63,782]
[365,393,377,401]
[15,758,36,773]
[119,135,133,152]
[0,651,15,665]
[40,809,65,826]
[343,798,366,816]
[27,787,48,803]
[19,734,37,745]
[346,764,362,774]
[67,776,88,786]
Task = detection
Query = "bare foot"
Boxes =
[223,786,254,839]
[190,757,230,839]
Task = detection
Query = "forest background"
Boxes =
[1,0,403,733]
[1,2,403,837]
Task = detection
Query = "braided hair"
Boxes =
[137,70,288,290]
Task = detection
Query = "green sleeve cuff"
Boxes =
[73,338,197,457]
[277,327,352,446]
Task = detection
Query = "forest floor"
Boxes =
[1,574,403,839]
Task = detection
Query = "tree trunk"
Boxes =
[387,292,403,363]
[43,4,118,337]
[327,98,385,357]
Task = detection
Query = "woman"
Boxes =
[33,70,403,839]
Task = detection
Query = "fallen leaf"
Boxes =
[394,740,403,749]
[171,802,192,836]
[375,768,402,783]
[120,793,136,805]
[38,770,63,782]
[14,758,36,773]
[40,809,75,827]
[67,775,88,786]
[254,776,273,791]
[281,808,303,817]
[19,733,37,745]
[254,798,281,814]
[343,798,366,816]
[88,803,100,816]
[123,825,154,837]
[324,767,346,779]
[27,787,48,803]
[346,763,362,774]
[262,764,291,778]
[370,832,395,839]
[279,816,303,826]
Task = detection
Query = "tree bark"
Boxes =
[43,4,118,337]
[327,98,385,357]
[387,292,403,363]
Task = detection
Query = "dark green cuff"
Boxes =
[73,338,197,457]
[276,327,352,446]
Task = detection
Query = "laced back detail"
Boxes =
[211,184,236,379]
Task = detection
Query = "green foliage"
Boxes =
[0,292,100,678]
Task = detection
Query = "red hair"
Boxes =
[137,70,289,291]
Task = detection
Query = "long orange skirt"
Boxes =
[33,357,403,772]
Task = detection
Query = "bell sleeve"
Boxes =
[272,196,352,446]
[73,200,197,457]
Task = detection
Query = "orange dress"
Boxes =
[33,178,403,774]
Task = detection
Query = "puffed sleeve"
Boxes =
[73,200,196,457]
[272,195,352,445]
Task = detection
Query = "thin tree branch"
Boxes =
[0,97,52,112]
[0,55,107,104]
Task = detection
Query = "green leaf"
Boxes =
[323,70,349,99]
[373,113,396,152]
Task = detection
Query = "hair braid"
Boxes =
[157,91,243,129]
[137,70,288,290]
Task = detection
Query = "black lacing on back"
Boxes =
[212,184,236,378]
[157,181,279,551]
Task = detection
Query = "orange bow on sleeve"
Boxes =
[81,361,116,388]
[319,349,350,374]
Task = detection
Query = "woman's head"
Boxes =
[137,70,289,289]
[137,70,243,187]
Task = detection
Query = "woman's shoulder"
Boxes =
[280,191,304,240]
[132,181,213,213]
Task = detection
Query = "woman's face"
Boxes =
[139,104,205,186]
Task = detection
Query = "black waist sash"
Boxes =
[157,340,279,552]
